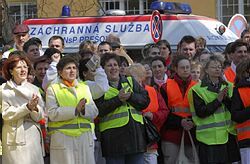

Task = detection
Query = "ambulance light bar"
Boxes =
[150,1,192,14]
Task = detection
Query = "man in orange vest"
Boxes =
[224,40,248,83]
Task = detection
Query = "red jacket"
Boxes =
[160,75,196,145]
[143,85,169,149]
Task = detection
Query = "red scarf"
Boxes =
[173,74,192,97]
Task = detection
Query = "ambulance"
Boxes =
[23,1,238,54]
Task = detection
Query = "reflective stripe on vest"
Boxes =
[48,81,92,136]
[100,112,128,122]
[171,107,191,114]
[143,85,159,113]
[196,120,232,131]
[236,88,250,141]
[224,67,235,83]
[191,107,225,117]
[166,79,196,118]
[188,82,236,145]
[99,77,143,132]
[49,123,91,131]
[237,123,250,133]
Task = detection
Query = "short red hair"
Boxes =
[3,51,32,80]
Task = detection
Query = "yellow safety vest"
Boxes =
[188,82,236,145]
[48,81,92,136]
[99,77,144,132]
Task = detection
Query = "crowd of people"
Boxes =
[0,23,250,164]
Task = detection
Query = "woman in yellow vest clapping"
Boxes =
[46,56,98,164]
[231,58,250,164]
[188,55,241,164]
[95,53,150,164]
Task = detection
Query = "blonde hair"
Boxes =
[127,63,146,83]
[191,61,202,70]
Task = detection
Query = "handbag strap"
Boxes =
[187,131,199,163]
[179,130,185,155]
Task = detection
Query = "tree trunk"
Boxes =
[2,0,15,46]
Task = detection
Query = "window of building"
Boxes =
[218,0,239,24]
[244,0,250,20]
[8,2,37,24]
[99,0,151,15]
[217,0,250,24]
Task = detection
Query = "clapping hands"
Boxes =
[217,87,228,102]
[27,94,39,112]
[118,86,131,102]
[76,98,86,115]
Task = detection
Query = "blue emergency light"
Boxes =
[179,3,192,13]
[62,5,71,17]
[150,1,166,11]
[150,1,192,14]
[164,2,175,11]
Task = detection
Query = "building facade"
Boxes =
[5,0,250,24]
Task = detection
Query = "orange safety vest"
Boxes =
[143,85,159,113]
[166,79,196,118]
[236,87,250,141]
[224,67,236,83]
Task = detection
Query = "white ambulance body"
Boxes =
[23,13,238,53]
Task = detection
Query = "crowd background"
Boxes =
[0,23,250,164]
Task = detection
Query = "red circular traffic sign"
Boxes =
[150,10,163,43]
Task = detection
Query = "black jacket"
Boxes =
[231,78,250,148]
[95,76,150,157]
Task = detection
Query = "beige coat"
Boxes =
[46,79,98,164]
[1,80,44,164]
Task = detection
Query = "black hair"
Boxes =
[241,28,250,38]
[23,39,39,53]
[151,56,166,67]
[235,58,250,85]
[98,41,112,50]
[29,37,42,46]
[48,35,65,46]
[223,42,234,54]
[43,48,62,58]
[120,56,129,66]
[33,59,48,70]
[231,40,248,53]
[78,58,90,81]
[100,53,120,68]
[156,39,172,55]
[178,35,196,48]
[56,56,78,73]
[171,54,190,68]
